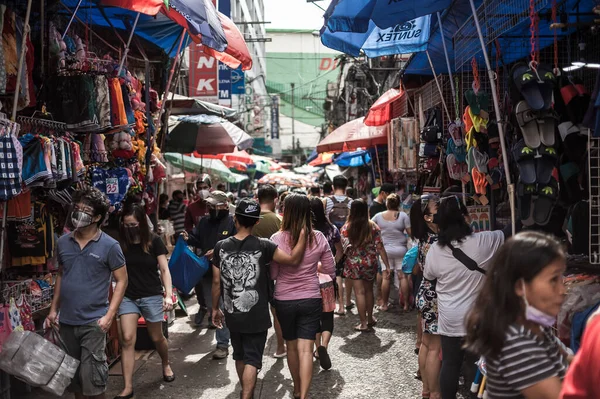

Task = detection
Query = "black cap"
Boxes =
[235,199,262,219]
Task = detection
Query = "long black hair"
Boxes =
[437,195,471,247]
[310,197,334,237]
[465,232,565,357]
[410,198,435,241]
[281,193,314,247]
[346,199,373,247]
[120,204,153,253]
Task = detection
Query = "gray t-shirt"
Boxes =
[57,232,126,325]
[424,230,504,336]
[372,211,411,258]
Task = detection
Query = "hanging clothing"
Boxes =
[7,201,52,266]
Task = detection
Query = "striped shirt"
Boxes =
[168,200,186,235]
[486,325,567,398]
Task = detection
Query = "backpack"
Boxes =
[329,196,350,229]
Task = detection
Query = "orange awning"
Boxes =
[316,117,388,153]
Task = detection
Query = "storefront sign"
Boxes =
[231,66,245,95]
[271,96,280,139]
[467,205,491,233]
[189,45,218,103]
[362,15,431,56]
[218,62,232,107]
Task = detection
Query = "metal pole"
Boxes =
[41,0,45,78]
[425,50,451,123]
[291,83,296,154]
[436,12,458,120]
[468,0,515,235]
[181,153,188,202]
[61,0,82,39]
[156,31,186,135]
[117,12,141,76]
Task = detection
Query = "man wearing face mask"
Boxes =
[182,190,235,359]
[184,175,212,233]
[47,187,128,399]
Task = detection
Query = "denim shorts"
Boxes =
[274,298,322,341]
[118,295,164,323]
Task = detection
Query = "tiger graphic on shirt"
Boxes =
[219,249,262,313]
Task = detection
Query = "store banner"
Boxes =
[218,62,232,107]
[189,44,218,103]
[271,96,280,140]
[231,66,245,95]
[362,15,431,56]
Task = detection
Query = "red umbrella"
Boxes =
[203,13,253,71]
[219,148,253,164]
[316,117,388,153]
[364,87,404,126]
[101,0,164,14]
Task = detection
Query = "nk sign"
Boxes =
[189,44,218,103]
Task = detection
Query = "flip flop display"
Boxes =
[472,147,489,174]
[472,168,488,195]
[448,122,463,146]
[537,110,558,147]
[515,100,542,149]
[465,89,490,116]
[447,138,467,163]
[468,106,489,133]
[463,106,474,133]
[533,177,559,226]
[517,180,536,226]
[536,145,557,185]
[512,63,545,111]
[512,139,537,185]
[536,64,557,111]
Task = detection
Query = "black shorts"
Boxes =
[274,298,322,341]
[230,330,268,370]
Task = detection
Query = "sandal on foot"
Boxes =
[354,325,371,332]
[367,319,377,327]
[317,346,332,370]
[334,310,346,316]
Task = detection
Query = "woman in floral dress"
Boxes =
[341,200,391,332]
[410,195,441,399]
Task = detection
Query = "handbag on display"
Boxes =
[420,107,443,143]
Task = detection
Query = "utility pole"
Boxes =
[291,83,296,153]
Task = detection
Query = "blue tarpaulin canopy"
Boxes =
[324,0,452,33]
[334,149,372,167]
[321,15,431,57]
[60,0,188,57]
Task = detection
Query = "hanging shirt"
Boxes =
[7,201,49,266]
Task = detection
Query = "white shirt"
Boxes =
[423,230,504,336]
[372,211,411,258]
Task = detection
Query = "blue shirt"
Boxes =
[57,231,126,325]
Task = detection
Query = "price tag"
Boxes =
[106,178,118,194]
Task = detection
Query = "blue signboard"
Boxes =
[271,96,280,140]
[231,66,245,95]
[218,62,232,106]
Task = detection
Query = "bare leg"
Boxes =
[345,279,353,307]
[416,314,423,351]
[420,333,431,395]
[426,334,442,398]
[320,331,332,349]
[380,273,390,311]
[376,272,383,307]
[286,340,301,397]
[336,276,345,314]
[117,314,139,397]
[238,361,258,399]
[146,321,173,377]
[270,305,286,356]
[400,273,411,311]
[352,279,367,328]
[297,338,315,399]
[363,280,376,325]
[235,360,244,381]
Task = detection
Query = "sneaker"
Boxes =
[194,307,207,326]
[212,347,229,360]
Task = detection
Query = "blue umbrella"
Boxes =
[334,150,371,167]
[324,0,452,33]
[321,15,430,57]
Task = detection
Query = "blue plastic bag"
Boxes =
[401,246,419,274]
[168,236,210,294]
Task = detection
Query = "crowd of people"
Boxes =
[44,175,600,399]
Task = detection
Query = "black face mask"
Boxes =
[124,226,140,243]
[432,213,441,225]
[209,209,229,220]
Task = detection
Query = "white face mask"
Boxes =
[199,189,210,200]
[522,280,556,327]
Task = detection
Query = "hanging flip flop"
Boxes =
[469,106,489,133]
[472,168,488,195]
[511,62,545,111]
[448,121,463,146]
[515,100,542,149]
[463,106,474,133]
[517,180,536,226]
[473,147,489,174]
[537,109,558,147]
[536,63,557,111]
[536,144,558,185]
[533,177,559,226]
[512,139,537,185]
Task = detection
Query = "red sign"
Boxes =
[189,44,218,102]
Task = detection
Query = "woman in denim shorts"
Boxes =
[270,195,336,399]
[115,204,175,399]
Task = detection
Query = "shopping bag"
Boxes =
[402,246,419,274]
[168,236,210,294]
[318,273,336,313]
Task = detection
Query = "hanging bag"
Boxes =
[420,108,443,143]
[168,236,210,294]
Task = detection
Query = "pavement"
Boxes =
[22,298,473,399]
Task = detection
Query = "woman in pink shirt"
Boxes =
[271,194,335,399]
